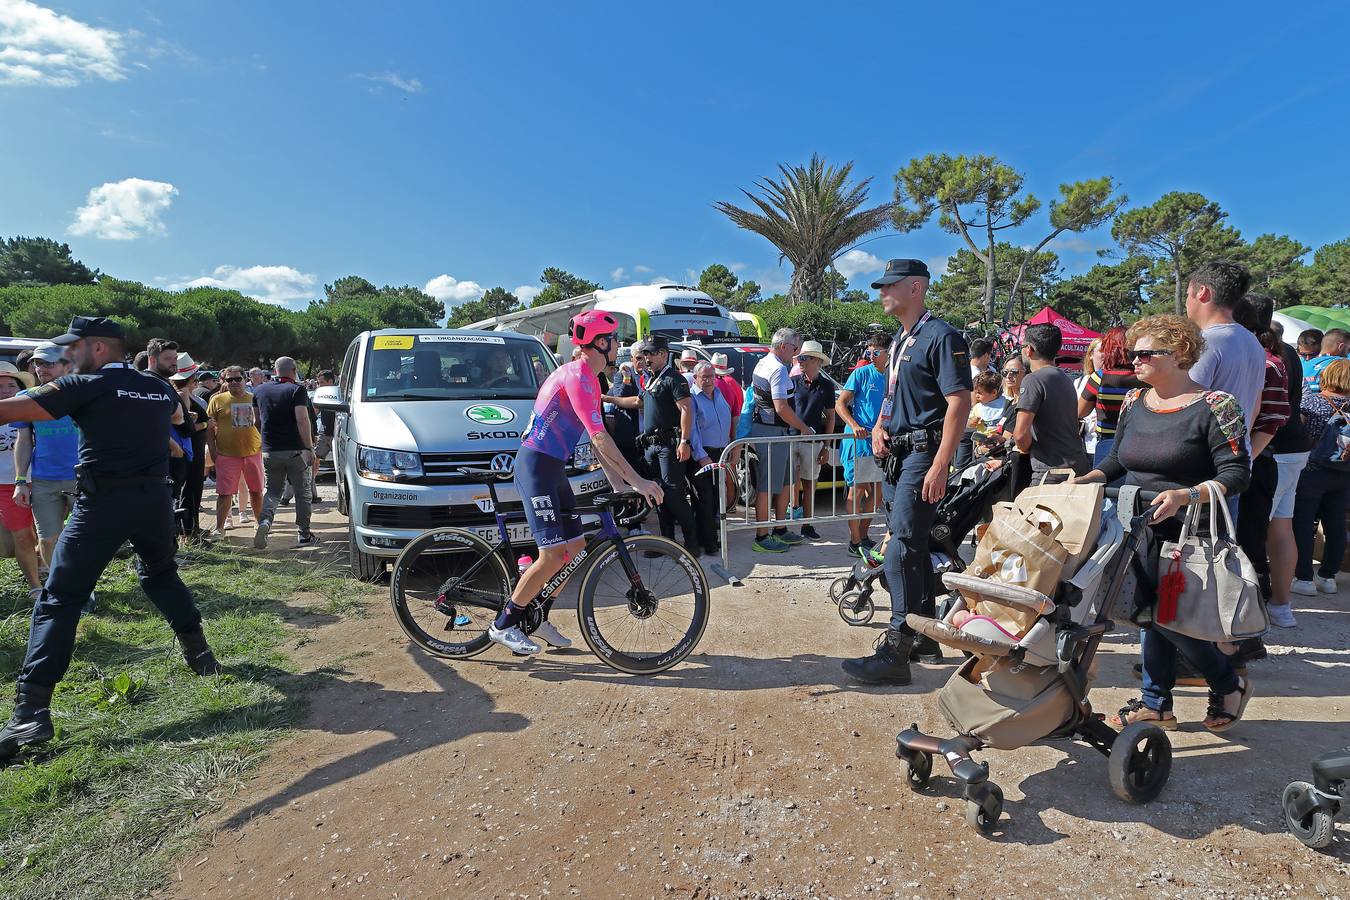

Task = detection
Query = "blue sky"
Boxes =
[3,0,1349,312]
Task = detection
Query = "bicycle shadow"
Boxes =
[210,647,529,830]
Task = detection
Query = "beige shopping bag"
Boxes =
[1013,474,1104,573]
[964,502,1071,635]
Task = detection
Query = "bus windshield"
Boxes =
[361,334,556,401]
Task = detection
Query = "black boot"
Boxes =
[910,633,944,664]
[177,627,222,675]
[0,682,56,762]
[841,629,914,685]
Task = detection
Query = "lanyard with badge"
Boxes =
[877,310,931,427]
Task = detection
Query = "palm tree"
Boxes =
[715,155,893,306]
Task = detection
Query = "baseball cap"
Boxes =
[51,315,127,346]
[710,352,733,375]
[30,342,68,364]
[871,259,931,289]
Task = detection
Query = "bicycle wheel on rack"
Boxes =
[390,528,512,659]
[575,534,710,674]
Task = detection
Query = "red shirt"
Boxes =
[715,375,744,441]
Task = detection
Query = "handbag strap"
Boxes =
[1204,480,1236,539]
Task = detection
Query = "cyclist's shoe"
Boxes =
[773,529,804,546]
[488,624,540,655]
[0,682,55,762]
[532,620,572,649]
[753,535,790,553]
[800,524,822,541]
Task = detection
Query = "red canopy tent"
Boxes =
[1005,305,1100,356]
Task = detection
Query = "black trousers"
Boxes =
[691,448,724,550]
[1236,452,1278,580]
[644,443,698,551]
[20,481,203,687]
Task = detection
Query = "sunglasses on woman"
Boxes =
[1127,349,1174,362]
[1002,369,1023,377]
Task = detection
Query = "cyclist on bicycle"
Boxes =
[488,310,665,655]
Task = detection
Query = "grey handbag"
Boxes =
[1156,481,1268,642]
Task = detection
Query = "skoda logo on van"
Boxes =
[465,404,515,425]
[490,453,515,474]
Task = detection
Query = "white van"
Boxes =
[314,328,609,580]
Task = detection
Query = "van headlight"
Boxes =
[569,441,598,473]
[358,446,423,481]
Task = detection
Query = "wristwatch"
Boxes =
[1186,487,1202,504]
[679,438,691,445]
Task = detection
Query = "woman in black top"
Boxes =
[1073,315,1253,733]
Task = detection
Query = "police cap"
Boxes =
[635,334,670,354]
[51,315,127,346]
[871,259,931,289]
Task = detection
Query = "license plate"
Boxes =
[468,522,534,545]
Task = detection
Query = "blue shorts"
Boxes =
[514,447,582,548]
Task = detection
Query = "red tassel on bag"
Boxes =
[1157,551,1185,624]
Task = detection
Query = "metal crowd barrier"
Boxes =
[715,430,883,572]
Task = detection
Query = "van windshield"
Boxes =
[361,335,556,401]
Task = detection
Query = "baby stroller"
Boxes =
[1283,749,1350,849]
[894,485,1173,834]
[828,457,1012,628]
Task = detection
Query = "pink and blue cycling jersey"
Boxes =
[520,358,607,461]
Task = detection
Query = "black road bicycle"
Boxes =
[389,468,711,675]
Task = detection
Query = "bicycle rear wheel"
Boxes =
[575,535,710,674]
[390,528,511,659]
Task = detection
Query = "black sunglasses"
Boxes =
[225,376,244,382]
[1127,349,1174,363]
[1002,369,1023,377]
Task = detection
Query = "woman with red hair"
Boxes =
[1077,325,1144,466]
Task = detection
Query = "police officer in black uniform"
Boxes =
[635,335,700,554]
[0,317,221,762]
[841,261,972,685]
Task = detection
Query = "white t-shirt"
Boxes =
[0,422,18,486]
[1189,322,1266,437]
[751,353,793,427]
[970,395,1008,431]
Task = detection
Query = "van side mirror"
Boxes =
[313,385,348,414]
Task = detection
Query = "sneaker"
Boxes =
[753,535,790,553]
[773,529,804,546]
[488,624,540,655]
[532,620,572,649]
[253,520,271,549]
[1315,575,1338,594]
[1291,579,1318,596]
[860,537,878,552]
[1268,603,1297,628]
[296,532,318,547]
[848,541,862,556]
[800,524,821,541]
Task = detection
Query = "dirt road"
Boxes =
[169,501,1350,898]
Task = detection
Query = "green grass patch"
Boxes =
[0,544,369,900]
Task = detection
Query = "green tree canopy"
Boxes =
[716,154,892,306]
[530,267,602,307]
[1300,238,1350,308]
[447,286,522,327]
[929,244,1061,328]
[0,236,98,287]
[1110,192,1243,314]
[1243,233,1310,307]
[1047,257,1150,327]
[697,263,762,309]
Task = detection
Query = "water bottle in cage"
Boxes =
[517,555,534,575]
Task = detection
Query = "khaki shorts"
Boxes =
[793,440,824,482]
[30,479,76,540]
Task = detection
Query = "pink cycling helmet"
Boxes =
[570,309,620,347]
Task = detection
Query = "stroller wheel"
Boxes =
[1282,781,1336,849]
[837,593,875,626]
[966,783,1003,834]
[1108,722,1173,804]
[900,751,932,790]
[828,577,852,602]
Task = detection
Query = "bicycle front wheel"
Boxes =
[390,528,512,659]
[575,535,710,674]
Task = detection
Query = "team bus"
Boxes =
[464,283,767,354]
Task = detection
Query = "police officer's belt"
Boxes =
[637,427,680,449]
[882,427,943,484]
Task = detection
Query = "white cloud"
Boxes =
[633,264,653,274]
[649,275,676,285]
[1048,234,1099,254]
[514,285,541,305]
[356,71,422,94]
[424,274,484,305]
[0,0,126,87]
[834,249,885,280]
[175,265,317,305]
[610,267,626,282]
[69,177,176,240]
[927,254,951,278]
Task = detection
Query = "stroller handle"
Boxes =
[1105,486,1159,505]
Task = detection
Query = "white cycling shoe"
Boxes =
[488,624,540,655]
[532,620,572,649]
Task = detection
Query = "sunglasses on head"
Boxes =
[225,376,244,382]
[1127,349,1174,362]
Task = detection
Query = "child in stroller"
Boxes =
[894,485,1174,834]
[828,456,1012,639]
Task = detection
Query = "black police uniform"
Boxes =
[640,356,699,552]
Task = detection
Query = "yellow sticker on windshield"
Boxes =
[372,335,414,350]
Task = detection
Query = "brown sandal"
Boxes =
[1108,698,1178,730]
